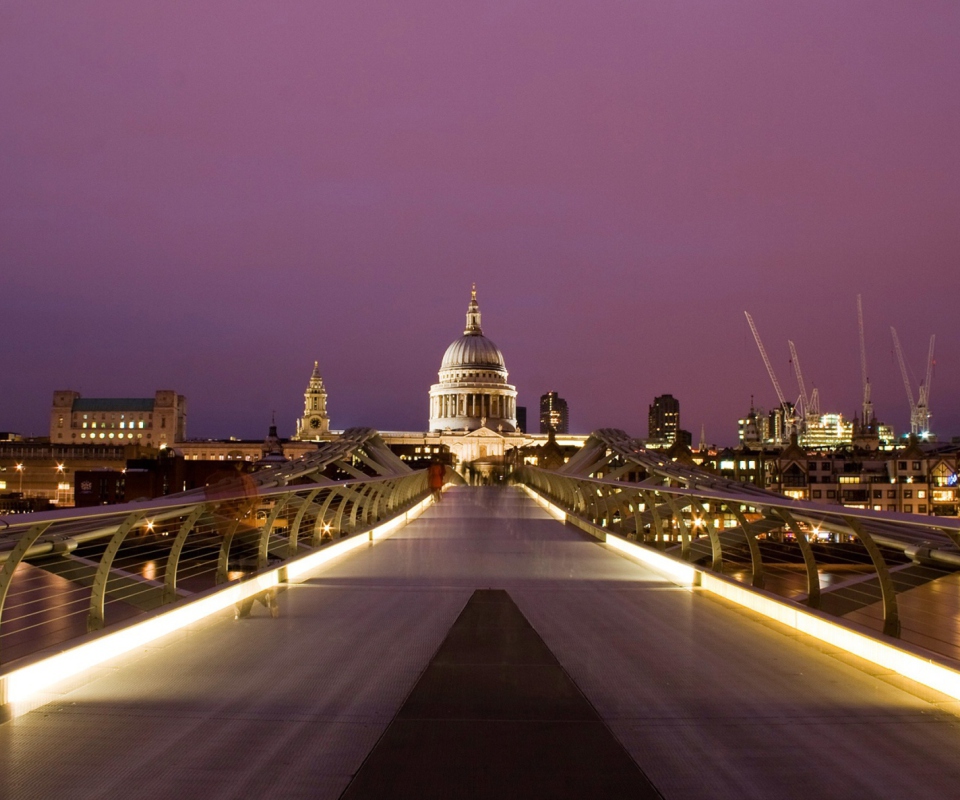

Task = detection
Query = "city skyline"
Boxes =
[2,3,959,443]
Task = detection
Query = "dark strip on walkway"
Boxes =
[341,589,662,799]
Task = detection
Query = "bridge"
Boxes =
[3,429,960,798]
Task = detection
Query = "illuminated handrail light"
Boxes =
[0,487,436,714]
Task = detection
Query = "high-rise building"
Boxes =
[648,394,680,443]
[539,392,569,434]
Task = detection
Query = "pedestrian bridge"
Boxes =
[4,433,960,798]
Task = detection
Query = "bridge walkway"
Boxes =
[3,486,960,798]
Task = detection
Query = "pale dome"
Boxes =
[441,334,506,371]
[428,285,518,434]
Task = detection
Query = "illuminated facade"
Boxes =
[50,390,186,446]
[429,286,517,433]
[539,392,569,434]
[648,394,680,444]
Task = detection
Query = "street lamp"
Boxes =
[56,463,67,504]
[15,463,24,494]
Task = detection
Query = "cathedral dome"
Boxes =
[429,286,517,433]
[440,334,505,371]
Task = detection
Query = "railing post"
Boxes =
[88,511,149,632]
[728,503,764,589]
[844,515,900,637]
[772,507,821,609]
[0,522,53,662]
[163,504,209,604]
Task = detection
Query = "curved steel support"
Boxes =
[690,498,722,571]
[163,504,210,604]
[312,488,342,546]
[641,491,665,547]
[844,515,900,638]
[728,504,764,589]
[289,488,322,555]
[216,514,247,584]
[0,521,54,661]
[662,493,692,559]
[87,511,148,631]
[772,508,821,609]
[257,496,291,569]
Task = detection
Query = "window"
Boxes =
[822,462,830,470]
[913,462,921,470]
[812,490,822,499]
[827,490,836,498]
[918,505,927,514]
[808,462,817,471]
[887,490,896,498]
[873,490,882,498]
[898,461,907,470]
[904,490,913,498]
[917,490,926,499]
[904,504,913,513]
[888,504,896,512]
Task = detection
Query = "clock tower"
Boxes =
[295,361,330,440]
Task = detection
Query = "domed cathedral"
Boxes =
[293,361,330,440]
[429,286,518,433]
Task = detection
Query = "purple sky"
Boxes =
[2,2,959,444]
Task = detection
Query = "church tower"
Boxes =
[295,361,330,439]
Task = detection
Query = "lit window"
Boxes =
[120,422,125,429]
[109,433,115,439]
[81,433,86,439]
[917,490,926,499]
[0,481,5,489]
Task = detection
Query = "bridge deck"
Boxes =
[3,486,960,799]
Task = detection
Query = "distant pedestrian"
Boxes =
[428,460,445,501]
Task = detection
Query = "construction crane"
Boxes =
[918,335,936,437]
[745,312,796,444]
[857,295,873,424]
[788,340,820,425]
[891,328,936,437]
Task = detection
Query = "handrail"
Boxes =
[0,465,441,664]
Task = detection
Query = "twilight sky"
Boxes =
[1,1,958,444]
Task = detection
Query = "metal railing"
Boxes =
[515,463,960,662]
[0,468,436,666]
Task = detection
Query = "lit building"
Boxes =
[799,413,854,449]
[429,286,518,433]
[50,390,186,446]
[293,361,331,440]
[539,392,569,434]
[648,394,680,444]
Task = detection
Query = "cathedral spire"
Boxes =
[464,283,482,335]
